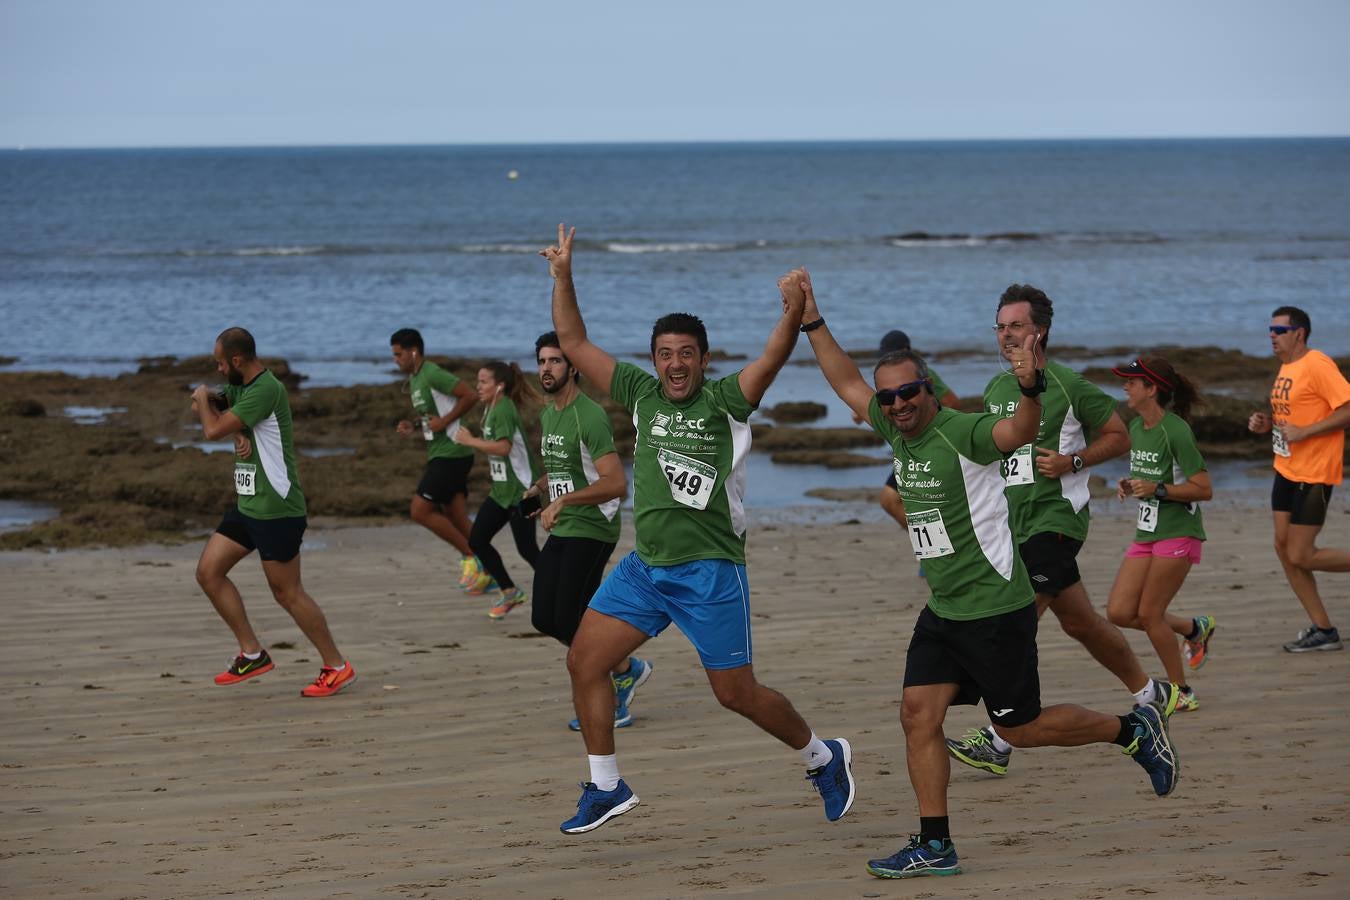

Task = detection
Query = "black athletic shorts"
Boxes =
[1271,472,1334,527]
[1018,532,1085,597]
[216,507,306,563]
[416,456,473,503]
[904,603,1042,728]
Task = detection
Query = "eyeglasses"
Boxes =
[1268,325,1297,335]
[993,321,1032,333]
[876,380,930,405]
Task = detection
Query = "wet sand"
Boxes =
[3,506,1348,898]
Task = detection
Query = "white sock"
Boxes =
[588,754,621,791]
[986,729,1014,754]
[799,734,832,770]
[326,662,347,672]
[1131,678,1157,707]
[242,650,262,661]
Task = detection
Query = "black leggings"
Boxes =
[532,535,617,646]
[468,498,540,590]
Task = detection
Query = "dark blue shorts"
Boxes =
[216,507,306,563]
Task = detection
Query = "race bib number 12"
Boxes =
[1136,498,1159,533]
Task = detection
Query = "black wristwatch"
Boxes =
[1154,483,1169,500]
[1018,369,1047,397]
[800,318,826,333]
[1070,453,1084,473]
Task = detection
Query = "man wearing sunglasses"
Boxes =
[539,226,856,836]
[947,285,1173,778]
[797,271,1177,879]
[1248,306,1350,653]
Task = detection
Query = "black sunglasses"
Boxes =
[876,379,930,405]
[1269,325,1297,335]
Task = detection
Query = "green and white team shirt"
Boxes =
[984,361,1117,543]
[1127,412,1207,542]
[407,361,474,462]
[929,368,952,402]
[481,396,539,508]
[539,392,622,543]
[224,370,306,519]
[610,362,755,566]
[869,401,1033,621]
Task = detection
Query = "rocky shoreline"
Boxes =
[1,345,1338,549]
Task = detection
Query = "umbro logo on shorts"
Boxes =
[991,708,1014,717]
[1031,574,1049,583]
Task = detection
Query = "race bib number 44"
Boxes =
[658,448,717,510]
[1002,444,1034,486]
[907,508,955,559]
[234,462,257,496]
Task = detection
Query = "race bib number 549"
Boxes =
[658,448,717,510]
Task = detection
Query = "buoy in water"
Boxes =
[507,169,519,180]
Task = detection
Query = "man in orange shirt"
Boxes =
[1248,306,1350,652]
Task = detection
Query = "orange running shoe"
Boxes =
[214,650,274,685]
[301,662,356,697]
[488,587,528,619]
[465,572,498,596]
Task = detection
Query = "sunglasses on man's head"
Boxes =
[1269,325,1297,335]
[875,380,930,405]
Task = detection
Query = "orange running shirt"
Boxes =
[1270,350,1350,485]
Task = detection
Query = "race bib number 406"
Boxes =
[907,508,955,559]
[234,462,257,496]
[658,448,717,510]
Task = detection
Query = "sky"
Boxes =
[2,1,1348,148]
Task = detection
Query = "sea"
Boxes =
[3,139,1347,514]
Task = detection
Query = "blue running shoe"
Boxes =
[560,780,639,834]
[567,704,634,731]
[867,835,961,878]
[1123,704,1179,796]
[806,737,855,821]
[612,657,652,710]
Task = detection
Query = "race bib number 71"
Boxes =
[907,508,955,559]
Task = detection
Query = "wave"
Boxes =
[19,230,1179,261]
[885,230,1166,247]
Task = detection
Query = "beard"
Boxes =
[226,363,245,386]
[540,376,563,395]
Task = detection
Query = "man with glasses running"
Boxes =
[797,271,1177,879]
[944,285,1182,778]
[1248,306,1350,652]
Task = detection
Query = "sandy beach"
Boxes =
[3,503,1348,899]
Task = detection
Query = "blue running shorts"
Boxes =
[587,551,752,670]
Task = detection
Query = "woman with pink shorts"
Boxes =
[1107,357,1216,712]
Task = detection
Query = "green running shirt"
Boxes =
[1128,412,1207,542]
[539,392,622,542]
[983,360,1118,543]
[407,361,474,461]
[869,400,1034,621]
[481,396,539,508]
[224,370,306,520]
[610,362,755,566]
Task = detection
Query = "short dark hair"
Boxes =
[1271,306,1311,339]
[873,349,931,383]
[216,327,257,361]
[651,312,708,356]
[390,328,424,354]
[997,284,1053,350]
[535,331,579,383]
[879,330,911,353]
